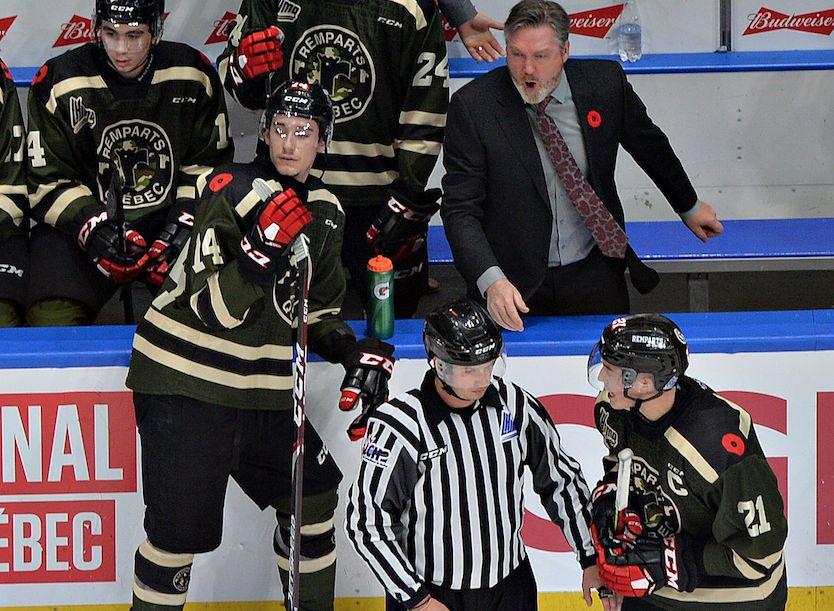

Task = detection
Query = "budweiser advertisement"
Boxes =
[735,0,834,50]
[1,0,724,74]
[0,344,833,605]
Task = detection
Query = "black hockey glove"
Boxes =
[143,207,195,289]
[366,180,441,263]
[592,524,700,597]
[76,207,149,284]
[237,188,312,285]
[339,338,395,441]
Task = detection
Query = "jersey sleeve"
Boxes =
[26,65,100,233]
[521,386,597,567]
[437,0,477,28]
[173,180,269,330]
[0,62,27,242]
[345,416,429,607]
[218,0,277,110]
[173,59,235,219]
[700,454,787,582]
[396,4,449,194]
[305,188,355,359]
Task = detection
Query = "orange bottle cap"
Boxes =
[368,255,393,273]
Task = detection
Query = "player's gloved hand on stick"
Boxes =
[231,26,284,83]
[238,188,312,283]
[339,338,395,441]
[143,208,195,289]
[591,524,700,597]
[76,208,149,283]
[366,180,441,262]
[591,479,644,554]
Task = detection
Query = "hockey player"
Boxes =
[587,314,787,609]
[346,299,616,611]
[126,80,395,611]
[25,0,233,326]
[218,0,449,318]
[0,59,28,327]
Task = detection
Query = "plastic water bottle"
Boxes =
[618,0,642,62]
[366,255,394,339]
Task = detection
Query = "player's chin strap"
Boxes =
[624,388,664,412]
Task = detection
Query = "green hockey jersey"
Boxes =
[27,41,233,235]
[219,0,448,207]
[126,159,353,411]
[594,376,787,609]
[0,60,26,243]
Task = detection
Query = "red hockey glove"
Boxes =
[592,525,699,597]
[591,479,644,554]
[366,181,441,263]
[77,209,149,283]
[339,338,395,441]
[143,209,195,289]
[238,187,312,284]
[231,26,284,83]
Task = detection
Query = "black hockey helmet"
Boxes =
[423,299,504,366]
[265,78,335,146]
[589,313,689,392]
[95,0,165,38]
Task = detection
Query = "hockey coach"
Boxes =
[347,299,619,610]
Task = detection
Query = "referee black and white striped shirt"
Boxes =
[345,371,596,606]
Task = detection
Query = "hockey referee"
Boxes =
[346,299,616,610]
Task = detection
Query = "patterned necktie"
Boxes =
[535,97,628,258]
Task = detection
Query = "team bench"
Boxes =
[428,218,834,312]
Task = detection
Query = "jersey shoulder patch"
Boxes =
[380,0,437,30]
[30,45,101,102]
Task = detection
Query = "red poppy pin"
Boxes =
[587,110,602,128]
[209,172,234,193]
[722,433,745,457]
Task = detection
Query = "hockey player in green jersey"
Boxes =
[126,79,395,611]
[25,0,233,326]
[218,0,449,318]
[587,314,787,610]
[0,59,28,327]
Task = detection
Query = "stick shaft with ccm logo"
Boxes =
[253,179,311,610]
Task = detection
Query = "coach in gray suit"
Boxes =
[441,0,723,330]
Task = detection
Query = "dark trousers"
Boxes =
[385,558,537,611]
[527,247,629,316]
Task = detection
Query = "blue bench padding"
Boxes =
[428,218,834,264]
[11,50,834,86]
[2,310,834,369]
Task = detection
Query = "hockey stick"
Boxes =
[105,164,135,324]
[253,179,311,611]
[614,448,633,532]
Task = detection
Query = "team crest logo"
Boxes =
[629,457,681,538]
[273,266,298,326]
[98,120,174,210]
[173,566,191,592]
[290,25,375,123]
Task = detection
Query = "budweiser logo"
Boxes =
[570,4,625,38]
[54,15,94,47]
[744,6,834,35]
[205,11,237,44]
[0,15,17,42]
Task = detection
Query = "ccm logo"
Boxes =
[358,353,394,375]
[172,97,197,104]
